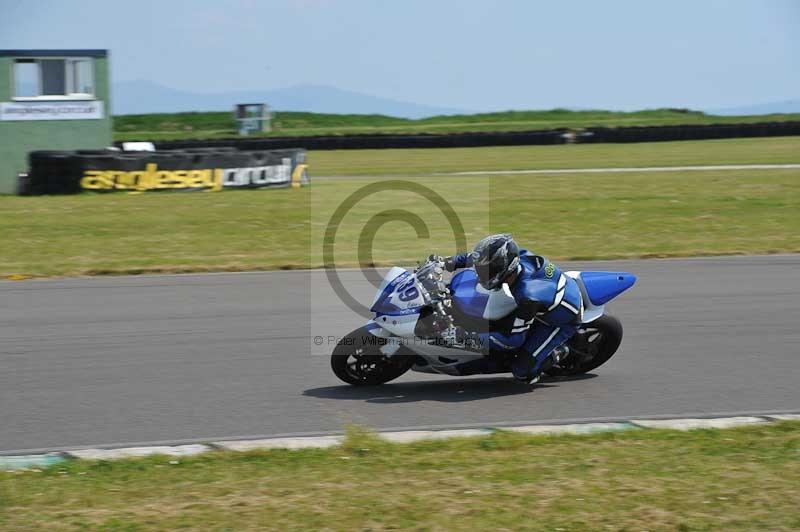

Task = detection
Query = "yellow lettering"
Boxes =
[109,171,136,190]
[124,171,146,191]
[140,163,157,191]
[82,164,230,192]
[291,164,308,188]
[182,169,206,189]
[153,171,174,189]
[81,171,113,190]
[212,169,223,191]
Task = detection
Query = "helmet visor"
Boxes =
[474,261,504,290]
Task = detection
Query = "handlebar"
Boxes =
[415,258,454,331]
[414,258,448,298]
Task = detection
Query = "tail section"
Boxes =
[579,272,637,306]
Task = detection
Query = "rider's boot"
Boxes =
[512,352,551,384]
[552,345,569,364]
[512,345,569,384]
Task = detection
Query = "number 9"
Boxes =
[398,286,419,302]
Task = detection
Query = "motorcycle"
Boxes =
[330,257,636,386]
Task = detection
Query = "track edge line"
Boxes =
[3,412,799,470]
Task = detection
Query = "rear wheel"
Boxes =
[330,327,414,386]
[546,315,623,376]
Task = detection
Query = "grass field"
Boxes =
[113,108,800,141]
[311,136,800,175]
[2,422,799,530]
[1,137,799,278]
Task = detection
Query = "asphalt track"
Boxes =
[2,255,799,454]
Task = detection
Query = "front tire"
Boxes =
[330,327,415,386]
[546,315,623,376]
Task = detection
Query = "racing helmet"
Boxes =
[471,234,520,290]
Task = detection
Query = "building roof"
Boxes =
[0,49,107,58]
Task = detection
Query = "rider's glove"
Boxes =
[428,254,457,272]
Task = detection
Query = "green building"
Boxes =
[0,49,112,194]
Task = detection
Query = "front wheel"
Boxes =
[546,315,623,376]
[330,326,415,386]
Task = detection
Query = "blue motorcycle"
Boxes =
[331,257,636,386]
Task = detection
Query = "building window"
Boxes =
[41,59,66,96]
[12,58,95,99]
[14,60,39,97]
[70,59,94,95]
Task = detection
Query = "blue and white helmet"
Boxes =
[471,234,520,290]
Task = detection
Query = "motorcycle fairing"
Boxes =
[411,350,486,375]
[367,267,424,338]
[450,269,517,320]
[373,312,420,337]
[370,267,425,315]
[579,272,637,306]
[365,320,405,356]
[565,271,636,323]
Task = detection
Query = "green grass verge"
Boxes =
[311,136,800,175]
[2,168,798,278]
[2,138,798,278]
[113,108,800,141]
[2,422,799,530]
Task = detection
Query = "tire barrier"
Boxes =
[24,149,309,195]
[582,121,800,144]
[142,129,570,151]
[120,121,800,152]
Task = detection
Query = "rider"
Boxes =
[435,234,583,384]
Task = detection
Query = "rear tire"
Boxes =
[546,315,623,376]
[330,326,414,386]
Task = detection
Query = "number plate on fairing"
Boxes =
[370,267,426,315]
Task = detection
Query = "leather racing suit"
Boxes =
[447,249,583,380]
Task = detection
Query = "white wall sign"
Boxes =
[0,100,104,121]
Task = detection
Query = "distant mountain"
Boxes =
[112,80,467,118]
[707,100,800,116]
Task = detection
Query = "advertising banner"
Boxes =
[0,100,105,121]
[25,149,309,195]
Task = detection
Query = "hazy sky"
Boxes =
[1,0,797,111]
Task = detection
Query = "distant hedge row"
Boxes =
[122,121,800,151]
